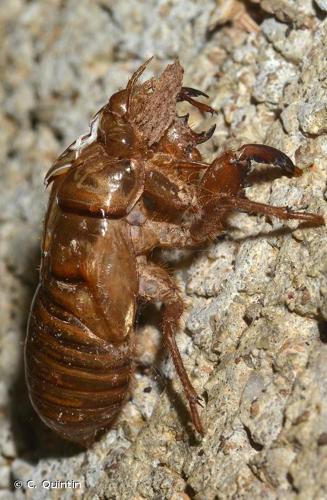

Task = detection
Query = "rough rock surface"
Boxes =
[1,1,326,499]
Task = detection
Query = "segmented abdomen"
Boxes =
[25,287,133,444]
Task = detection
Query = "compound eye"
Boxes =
[108,90,128,116]
[98,113,136,157]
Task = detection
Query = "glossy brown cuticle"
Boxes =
[25,59,325,445]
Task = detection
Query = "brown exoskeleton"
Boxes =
[25,59,324,444]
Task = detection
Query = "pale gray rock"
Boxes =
[258,0,316,26]
[252,46,298,105]
[262,18,313,63]
[1,0,326,499]
[315,0,327,11]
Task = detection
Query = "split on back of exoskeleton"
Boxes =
[44,57,324,228]
[26,58,324,444]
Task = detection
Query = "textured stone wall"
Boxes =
[1,1,326,498]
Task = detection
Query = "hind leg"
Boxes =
[138,262,203,434]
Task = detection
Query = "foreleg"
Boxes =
[236,144,301,176]
[199,144,300,202]
[131,143,324,253]
[197,144,324,228]
[178,86,216,115]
